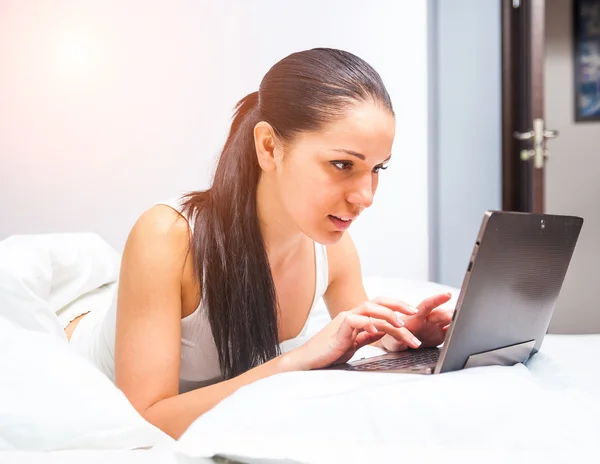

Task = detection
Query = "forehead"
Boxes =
[290,102,396,160]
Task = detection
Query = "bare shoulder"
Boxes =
[125,204,192,265]
[132,204,191,247]
[119,204,195,309]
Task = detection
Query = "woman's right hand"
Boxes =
[288,297,423,371]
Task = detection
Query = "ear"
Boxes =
[254,121,281,172]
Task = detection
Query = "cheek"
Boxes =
[279,164,333,219]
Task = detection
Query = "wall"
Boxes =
[545,0,600,333]
[434,0,502,288]
[0,0,431,280]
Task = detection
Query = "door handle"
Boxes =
[514,130,534,140]
[514,119,559,169]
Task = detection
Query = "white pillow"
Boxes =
[0,233,173,451]
[0,233,120,335]
[0,316,173,451]
[176,363,600,462]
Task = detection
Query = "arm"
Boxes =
[322,232,421,350]
[114,206,298,439]
[143,350,297,439]
[322,232,369,318]
[115,212,422,439]
[322,232,390,349]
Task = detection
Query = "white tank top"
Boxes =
[69,197,329,393]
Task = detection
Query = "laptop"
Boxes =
[326,210,584,375]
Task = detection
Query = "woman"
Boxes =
[66,48,453,439]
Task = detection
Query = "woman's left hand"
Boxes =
[380,293,454,352]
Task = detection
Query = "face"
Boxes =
[263,101,395,245]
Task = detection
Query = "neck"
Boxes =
[256,176,306,269]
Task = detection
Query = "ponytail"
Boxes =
[182,91,280,379]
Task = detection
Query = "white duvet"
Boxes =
[1,233,599,464]
[176,340,600,463]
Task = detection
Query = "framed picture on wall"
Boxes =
[574,0,600,122]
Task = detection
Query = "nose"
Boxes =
[346,173,375,210]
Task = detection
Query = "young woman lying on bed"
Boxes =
[65,48,454,439]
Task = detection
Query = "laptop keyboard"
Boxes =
[347,348,440,371]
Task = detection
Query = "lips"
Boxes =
[328,214,355,231]
[330,215,354,222]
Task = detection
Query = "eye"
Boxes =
[373,164,389,174]
[330,160,353,171]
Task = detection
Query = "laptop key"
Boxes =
[348,349,440,371]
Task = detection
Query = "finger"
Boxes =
[365,322,378,334]
[354,330,385,349]
[427,308,454,325]
[353,301,410,326]
[396,326,422,348]
[370,296,419,316]
[347,313,422,349]
[337,313,379,344]
[416,293,453,318]
[336,313,361,340]
[344,313,402,339]
[344,313,395,333]
[381,327,422,350]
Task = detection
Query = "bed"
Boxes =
[1,233,599,464]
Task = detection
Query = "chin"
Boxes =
[299,216,351,245]
[307,228,346,246]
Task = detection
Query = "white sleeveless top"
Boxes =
[69,197,329,393]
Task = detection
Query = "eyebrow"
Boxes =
[331,149,392,162]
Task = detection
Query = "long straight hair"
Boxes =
[181,48,394,379]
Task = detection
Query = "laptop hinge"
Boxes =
[463,339,536,369]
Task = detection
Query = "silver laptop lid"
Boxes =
[435,211,583,374]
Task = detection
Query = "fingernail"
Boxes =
[394,312,404,327]
[413,337,422,347]
[410,306,419,314]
